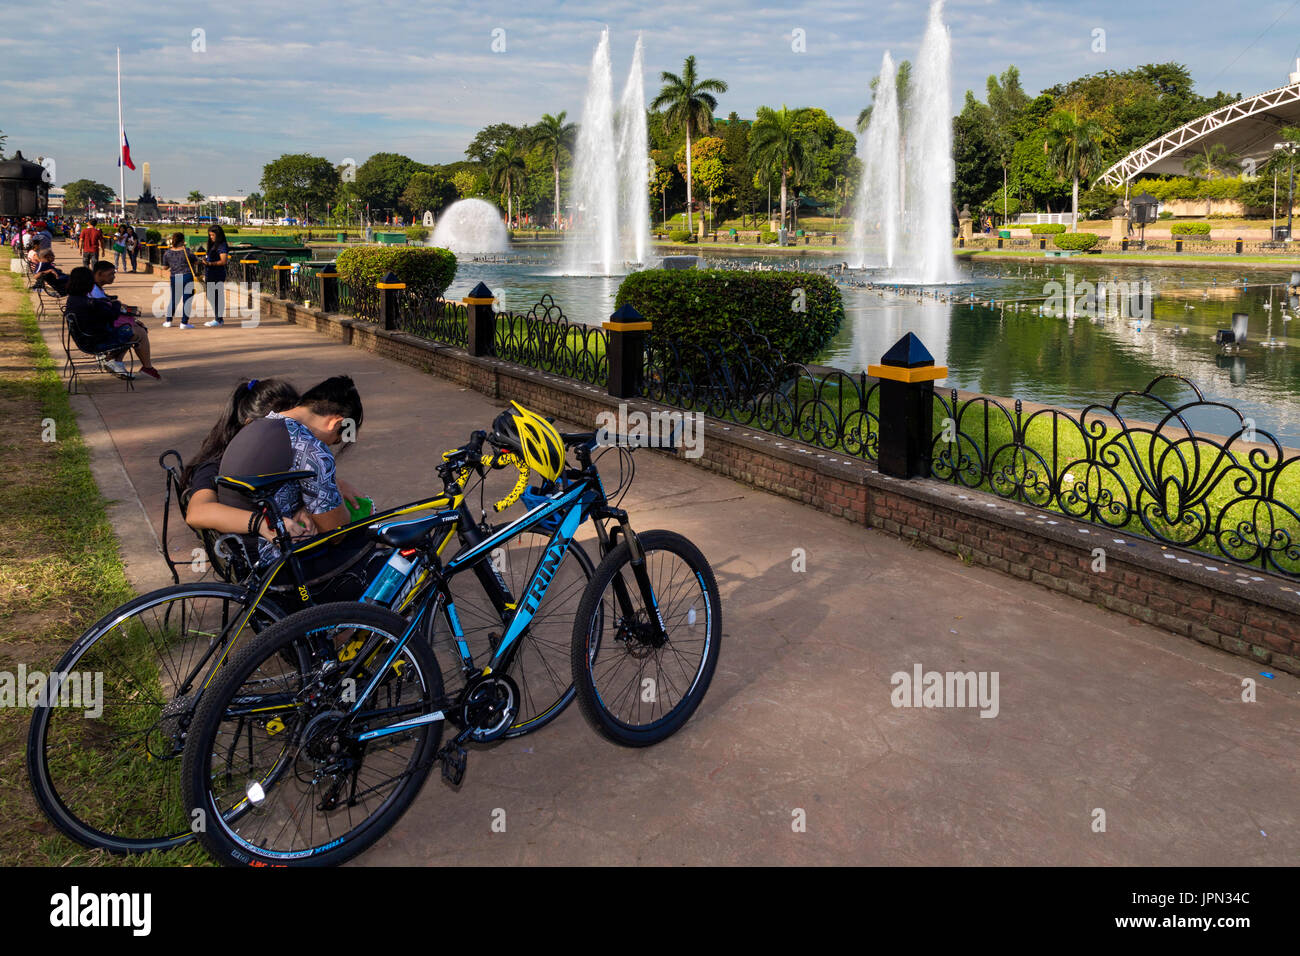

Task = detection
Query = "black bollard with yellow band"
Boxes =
[868,333,947,479]
[376,271,405,331]
[464,281,496,357]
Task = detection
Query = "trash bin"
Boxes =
[796,229,804,237]
[1274,226,1291,241]
[337,232,346,243]
[999,229,1011,239]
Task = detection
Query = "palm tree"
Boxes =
[749,105,814,236]
[1184,143,1241,180]
[487,139,527,227]
[1044,109,1104,232]
[530,112,576,230]
[187,189,204,202]
[651,55,728,234]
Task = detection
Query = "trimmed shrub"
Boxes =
[335,245,457,294]
[759,229,777,244]
[1053,232,1101,252]
[1028,223,1067,235]
[1170,221,1211,235]
[614,269,844,369]
[668,229,693,243]
[405,225,429,242]
[144,229,162,245]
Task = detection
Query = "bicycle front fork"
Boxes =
[603,508,669,646]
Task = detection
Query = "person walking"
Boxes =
[112,224,129,271]
[202,225,230,327]
[124,227,139,272]
[161,232,199,328]
[78,221,104,269]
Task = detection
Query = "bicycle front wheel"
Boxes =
[182,602,443,867]
[26,583,283,854]
[570,530,721,747]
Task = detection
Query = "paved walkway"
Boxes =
[36,246,1300,865]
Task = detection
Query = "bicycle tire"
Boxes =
[26,583,285,854]
[570,530,721,747]
[182,602,443,867]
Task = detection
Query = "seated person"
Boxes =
[182,378,318,561]
[216,375,366,561]
[33,250,68,294]
[91,260,141,315]
[63,266,160,379]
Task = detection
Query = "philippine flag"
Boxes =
[119,129,136,170]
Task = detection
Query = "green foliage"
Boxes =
[759,229,777,244]
[1169,221,1211,235]
[614,269,844,368]
[62,179,117,212]
[400,171,457,217]
[334,246,457,294]
[404,225,429,242]
[465,123,523,164]
[954,91,999,212]
[1157,211,1173,219]
[260,154,339,218]
[668,229,693,243]
[1053,232,1100,251]
[354,153,422,212]
[1029,223,1067,234]
[144,229,162,245]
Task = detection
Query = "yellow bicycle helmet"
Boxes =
[490,401,565,482]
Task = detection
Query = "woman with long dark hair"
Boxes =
[202,224,230,328]
[183,377,301,539]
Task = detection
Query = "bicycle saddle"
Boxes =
[216,470,314,497]
[367,512,455,549]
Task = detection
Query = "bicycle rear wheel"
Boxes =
[26,583,284,854]
[182,602,443,867]
[570,530,721,747]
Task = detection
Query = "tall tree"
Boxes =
[354,153,422,215]
[651,55,728,234]
[986,66,1030,222]
[954,92,1000,215]
[749,105,814,234]
[487,139,527,226]
[63,179,117,213]
[530,112,576,228]
[401,171,457,217]
[259,153,339,221]
[1043,109,1104,231]
[1184,143,1240,180]
[465,123,523,164]
[857,60,912,134]
[186,190,204,202]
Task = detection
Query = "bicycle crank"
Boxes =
[461,673,519,742]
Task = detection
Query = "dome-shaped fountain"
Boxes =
[430,199,510,255]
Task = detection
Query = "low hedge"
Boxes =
[405,225,429,243]
[759,229,777,244]
[1169,221,1211,235]
[144,229,162,245]
[1053,232,1101,251]
[1028,223,1067,235]
[668,229,693,243]
[334,245,457,294]
[614,269,844,369]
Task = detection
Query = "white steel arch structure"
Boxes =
[1098,82,1300,186]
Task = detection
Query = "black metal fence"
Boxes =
[494,295,607,386]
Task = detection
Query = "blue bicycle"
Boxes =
[180,403,722,866]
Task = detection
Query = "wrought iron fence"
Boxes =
[337,278,380,322]
[641,322,882,461]
[395,286,468,347]
[932,375,1300,577]
[494,295,607,385]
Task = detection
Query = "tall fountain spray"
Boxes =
[852,0,955,283]
[852,51,901,270]
[616,34,650,266]
[565,30,619,275]
[903,0,956,283]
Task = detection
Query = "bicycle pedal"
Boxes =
[439,744,468,786]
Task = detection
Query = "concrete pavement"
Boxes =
[34,247,1300,865]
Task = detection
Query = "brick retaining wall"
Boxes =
[262,294,1300,676]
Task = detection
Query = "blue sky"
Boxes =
[4,0,1300,199]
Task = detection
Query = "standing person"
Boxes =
[161,232,199,329]
[124,227,139,272]
[202,225,229,328]
[78,220,104,269]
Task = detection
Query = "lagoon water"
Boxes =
[435,249,1300,445]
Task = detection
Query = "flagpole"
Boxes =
[117,47,125,220]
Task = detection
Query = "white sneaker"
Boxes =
[162,321,173,328]
[105,359,133,379]
[204,319,223,328]
[179,323,195,330]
